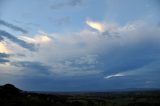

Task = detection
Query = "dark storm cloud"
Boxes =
[0,19,28,33]
[0,53,10,63]
[0,30,35,51]
[51,0,83,10]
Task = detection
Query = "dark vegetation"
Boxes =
[0,84,160,106]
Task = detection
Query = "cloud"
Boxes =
[86,19,106,32]
[0,30,36,51]
[51,0,83,10]
[12,61,51,76]
[13,20,41,28]
[18,34,52,44]
[31,22,160,77]
[0,58,9,63]
[104,67,141,79]
[0,53,9,58]
[0,36,3,41]
[0,19,28,33]
[105,60,160,79]
[0,20,36,51]
[21,22,160,78]
[0,42,10,53]
[104,73,125,79]
[49,55,101,76]
[0,53,10,63]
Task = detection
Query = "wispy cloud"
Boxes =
[0,30,35,51]
[51,0,83,10]
[104,70,137,79]
[0,19,28,33]
[104,73,125,79]
[68,0,82,6]
[18,34,52,44]
[0,53,10,63]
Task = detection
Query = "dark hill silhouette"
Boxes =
[0,84,22,98]
[0,84,160,106]
[0,84,21,93]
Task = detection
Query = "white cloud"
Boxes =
[18,34,52,44]
[104,60,160,79]
[104,69,138,79]
[86,19,106,32]
[104,73,125,79]
[0,41,10,53]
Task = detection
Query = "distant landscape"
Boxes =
[0,84,160,106]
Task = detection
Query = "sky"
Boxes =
[0,0,160,91]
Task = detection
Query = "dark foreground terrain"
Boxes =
[0,84,160,106]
